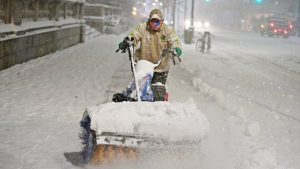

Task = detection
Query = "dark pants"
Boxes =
[151,71,168,85]
[151,71,168,101]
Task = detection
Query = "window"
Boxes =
[21,0,35,22]
[0,0,5,23]
[38,0,49,20]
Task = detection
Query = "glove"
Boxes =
[118,41,125,50]
[118,37,134,50]
[175,47,182,56]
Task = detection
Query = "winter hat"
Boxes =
[149,9,163,20]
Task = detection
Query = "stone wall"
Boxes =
[0,25,83,71]
[0,0,85,71]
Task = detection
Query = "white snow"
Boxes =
[0,18,84,40]
[0,29,299,169]
[84,16,105,20]
[245,121,260,137]
[67,0,85,3]
[88,101,209,141]
[85,3,119,9]
[238,148,282,169]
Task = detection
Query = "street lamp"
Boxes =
[185,20,191,29]
[132,6,137,16]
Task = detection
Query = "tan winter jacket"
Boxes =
[129,22,182,72]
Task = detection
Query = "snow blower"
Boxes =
[80,37,209,165]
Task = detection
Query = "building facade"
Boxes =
[0,0,85,71]
[84,0,131,34]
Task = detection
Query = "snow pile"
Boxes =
[192,77,226,104]
[87,100,209,142]
[245,121,261,137]
[238,148,284,169]
[85,24,101,40]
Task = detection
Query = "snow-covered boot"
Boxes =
[112,93,136,102]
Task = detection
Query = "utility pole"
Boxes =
[183,0,194,44]
[295,0,300,36]
[191,0,194,28]
[295,0,299,18]
[298,0,300,37]
[184,0,187,22]
[172,0,177,28]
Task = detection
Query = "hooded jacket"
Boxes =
[128,21,182,72]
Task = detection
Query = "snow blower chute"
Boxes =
[80,37,209,164]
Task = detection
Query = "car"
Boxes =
[259,17,290,38]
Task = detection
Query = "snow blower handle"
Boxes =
[115,37,141,102]
[162,48,181,65]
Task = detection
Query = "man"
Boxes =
[116,8,182,101]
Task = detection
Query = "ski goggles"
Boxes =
[150,19,162,30]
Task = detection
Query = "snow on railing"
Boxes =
[84,3,121,9]
[0,18,84,40]
[66,0,86,3]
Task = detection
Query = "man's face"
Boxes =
[149,18,162,31]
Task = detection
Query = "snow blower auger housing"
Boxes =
[80,37,209,165]
[80,101,209,164]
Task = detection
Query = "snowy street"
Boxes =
[0,30,299,169]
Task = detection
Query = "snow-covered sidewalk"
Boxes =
[0,35,126,169]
